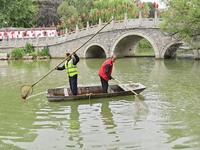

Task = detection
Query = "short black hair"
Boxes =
[66,53,70,56]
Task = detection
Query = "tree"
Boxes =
[0,0,37,28]
[147,2,157,18]
[35,0,60,27]
[57,0,94,29]
[57,1,78,29]
[89,0,147,24]
[161,0,200,49]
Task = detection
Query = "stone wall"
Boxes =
[0,53,9,60]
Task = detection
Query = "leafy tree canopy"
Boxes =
[161,0,200,48]
[35,0,60,27]
[58,0,151,29]
[0,0,36,28]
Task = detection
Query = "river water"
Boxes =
[0,58,200,150]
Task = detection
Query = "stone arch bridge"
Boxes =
[1,17,199,59]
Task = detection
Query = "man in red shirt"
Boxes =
[98,55,117,93]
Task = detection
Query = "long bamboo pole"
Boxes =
[114,78,148,109]
[21,18,114,99]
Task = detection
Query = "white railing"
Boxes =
[0,16,163,48]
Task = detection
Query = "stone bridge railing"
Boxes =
[0,15,163,49]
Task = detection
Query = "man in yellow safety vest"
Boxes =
[56,53,80,95]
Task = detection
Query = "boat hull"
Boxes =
[46,83,146,102]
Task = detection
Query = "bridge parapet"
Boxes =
[0,16,163,49]
[52,17,163,43]
[3,15,187,60]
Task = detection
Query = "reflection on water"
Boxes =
[0,58,200,149]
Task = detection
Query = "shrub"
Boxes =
[135,39,154,55]
[37,47,51,56]
[23,43,35,54]
[11,48,24,59]
[137,39,152,50]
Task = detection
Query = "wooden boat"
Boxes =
[46,83,146,102]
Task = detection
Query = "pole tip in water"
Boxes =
[21,94,27,99]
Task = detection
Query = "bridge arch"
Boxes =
[110,31,157,58]
[162,41,184,59]
[84,43,106,58]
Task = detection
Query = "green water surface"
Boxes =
[0,58,200,150]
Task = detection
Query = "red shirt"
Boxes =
[98,58,113,81]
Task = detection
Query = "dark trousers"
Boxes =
[69,74,78,95]
[100,76,108,93]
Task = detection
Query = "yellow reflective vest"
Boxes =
[65,59,78,77]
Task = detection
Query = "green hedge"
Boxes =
[11,48,24,59]
[37,47,50,56]
[137,39,152,50]
[10,43,51,59]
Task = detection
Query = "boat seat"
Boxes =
[108,87,114,93]
[64,88,69,96]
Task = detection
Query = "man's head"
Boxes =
[111,55,117,62]
[66,53,71,60]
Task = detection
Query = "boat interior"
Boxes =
[47,83,143,97]
[47,85,125,96]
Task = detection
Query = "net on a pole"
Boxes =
[21,85,33,99]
